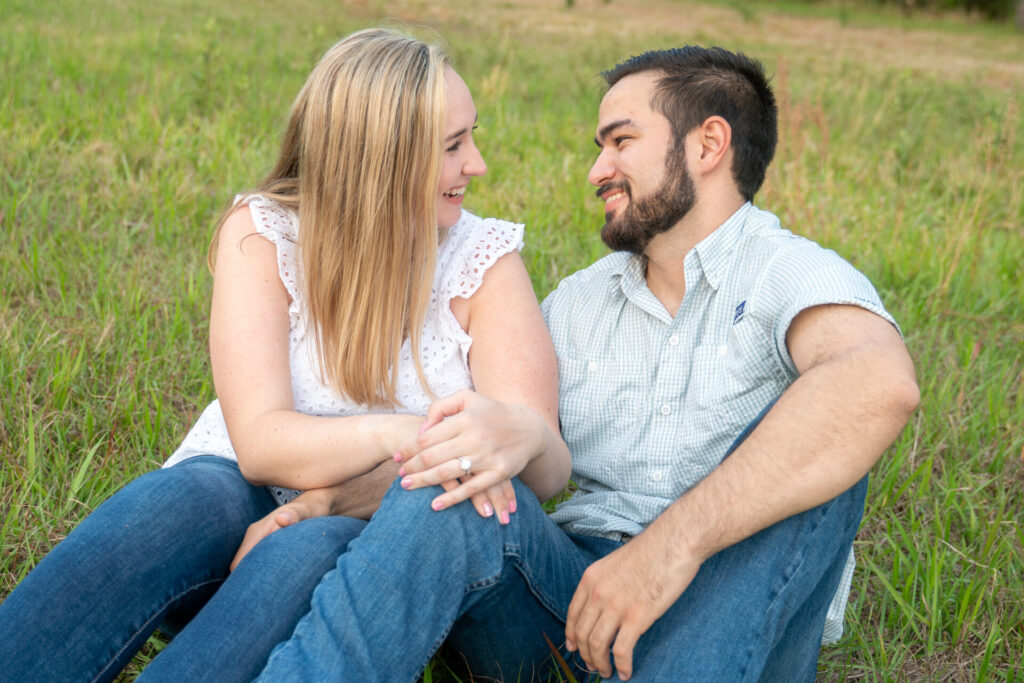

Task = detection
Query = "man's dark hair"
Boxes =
[602,46,777,201]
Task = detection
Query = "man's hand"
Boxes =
[230,494,329,571]
[565,536,701,680]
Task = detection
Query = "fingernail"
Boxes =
[393,452,402,462]
[508,499,517,514]
[398,467,406,477]
[500,510,510,525]
[418,421,427,434]
[432,500,444,511]
[482,502,493,517]
[401,477,412,489]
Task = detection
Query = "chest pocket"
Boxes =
[557,357,643,453]
[685,320,782,444]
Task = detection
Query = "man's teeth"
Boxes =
[444,187,466,198]
[605,191,626,204]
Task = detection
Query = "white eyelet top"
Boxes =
[164,195,524,504]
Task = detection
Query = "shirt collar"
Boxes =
[616,253,647,297]
[608,202,753,317]
[693,202,752,291]
[613,252,675,322]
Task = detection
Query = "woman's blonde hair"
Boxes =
[210,28,449,407]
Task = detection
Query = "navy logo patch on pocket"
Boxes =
[733,301,746,325]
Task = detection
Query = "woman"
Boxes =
[0,28,569,682]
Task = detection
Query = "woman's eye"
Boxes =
[446,142,461,153]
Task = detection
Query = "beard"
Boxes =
[599,146,696,255]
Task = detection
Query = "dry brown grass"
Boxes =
[347,0,1024,90]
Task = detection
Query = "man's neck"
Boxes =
[644,194,745,317]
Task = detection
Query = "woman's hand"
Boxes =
[395,390,547,516]
[377,413,427,459]
[438,477,518,525]
[230,490,332,571]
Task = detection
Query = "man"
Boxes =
[258,46,918,682]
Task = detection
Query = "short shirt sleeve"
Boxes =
[237,194,303,331]
[436,215,525,365]
[444,217,525,303]
[754,243,899,378]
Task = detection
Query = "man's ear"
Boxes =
[693,115,732,171]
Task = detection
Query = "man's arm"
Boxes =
[564,304,920,680]
[321,460,401,519]
[230,461,399,571]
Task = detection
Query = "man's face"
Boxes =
[588,72,696,254]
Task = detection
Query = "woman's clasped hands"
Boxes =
[395,389,549,525]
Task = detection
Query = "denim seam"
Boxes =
[414,619,458,683]
[464,574,501,592]
[417,566,503,683]
[90,576,225,683]
[737,499,834,681]
[501,545,570,627]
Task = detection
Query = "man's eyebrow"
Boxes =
[446,113,479,142]
[594,118,634,147]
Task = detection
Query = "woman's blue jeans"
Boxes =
[0,456,366,682]
[256,405,869,682]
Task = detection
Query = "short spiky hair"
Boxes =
[602,46,777,201]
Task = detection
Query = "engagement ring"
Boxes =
[457,456,472,476]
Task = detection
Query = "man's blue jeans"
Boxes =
[0,456,366,682]
[258,422,868,681]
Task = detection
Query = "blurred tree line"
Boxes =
[873,0,1022,22]
[565,0,1024,27]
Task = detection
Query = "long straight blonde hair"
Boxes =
[210,29,448,407]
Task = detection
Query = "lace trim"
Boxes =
[447,217,524,302]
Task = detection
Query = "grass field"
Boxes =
[1,0,1022,680]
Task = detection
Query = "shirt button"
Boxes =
[668,334,679,346]
[588,361,598,372]
[651,470,664,482]
[718,345,728,357]
[660,404,671,415]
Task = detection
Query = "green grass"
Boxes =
[2,0,1022,680]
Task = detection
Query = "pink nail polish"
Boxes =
[393,452,402,462]
[508,500,517,514]
[432,500,444,511]
[401,477,412,489]
[418,421,427,435]
[500,510,510,525]
[482,502,493,517]
[398,467,406,477]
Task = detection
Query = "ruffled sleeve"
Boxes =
[238,194,304,330]
[434,214,525,366]
[445,216,525,302]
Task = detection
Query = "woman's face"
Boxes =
[437,68,487,229]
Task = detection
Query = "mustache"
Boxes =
[595,181,630,200]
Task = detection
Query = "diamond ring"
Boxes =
[457,456,472,476]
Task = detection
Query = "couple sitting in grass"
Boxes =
[0,27,918,682]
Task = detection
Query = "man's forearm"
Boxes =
[316,460,400,520]
[647,337,919,572]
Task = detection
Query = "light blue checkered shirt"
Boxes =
[541,202,897,644]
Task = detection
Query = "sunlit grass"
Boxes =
[1,0,1022,680]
